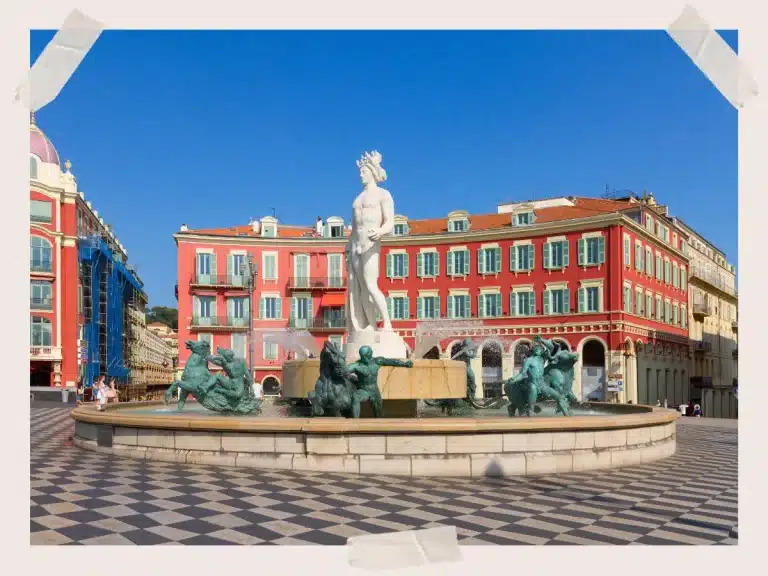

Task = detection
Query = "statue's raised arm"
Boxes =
[374,356,413,369]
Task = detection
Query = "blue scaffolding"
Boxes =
[79,236,144,389]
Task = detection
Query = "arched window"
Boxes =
[30,236,52,272]
[30,316,52,346]
[30,156,39,179]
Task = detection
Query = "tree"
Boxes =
[145,306,178,330]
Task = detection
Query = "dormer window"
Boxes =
[393,223,409,236]
[260,216,278,238]
[323,216,345,238]
[447,210,470,233]
[512,211,535,226]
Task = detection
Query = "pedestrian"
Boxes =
[108,377,120,404]
[663,398,668,409]
[694,404,702,417]
[94,375,107,411]
[655,399,661,407]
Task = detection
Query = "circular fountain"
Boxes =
[71,150,678,476]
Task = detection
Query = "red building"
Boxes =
[29,114,143,390]
[175,195,691,404]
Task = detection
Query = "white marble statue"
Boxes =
[345,151,407,360]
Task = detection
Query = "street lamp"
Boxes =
[240,256,258,378]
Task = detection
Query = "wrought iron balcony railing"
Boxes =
[692,302,713,318]
[190,315,249,330]
[690,376,713,388]
[689,265,737,296]
[190,274,249,288]
[693,340,713,353]
[287,276,346,290]
[288,316,346,331]
[30,297,52,310]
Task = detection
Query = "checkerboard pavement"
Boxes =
[30,405,738,545]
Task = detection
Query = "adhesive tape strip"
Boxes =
[667,4,758,109]
[347,526,463,572]
[14,9,103,112]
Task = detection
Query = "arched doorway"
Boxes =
[513,341,532,376]
[481,341,503,398]
[449,341,465,359]
[423,346,440,360]
[262,376,281,396]
[581,339,606,401]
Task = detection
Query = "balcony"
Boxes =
[190,274,249,289]
[692,302,712,320]
[689,265,737,297]
[30,345,62,361]
[30,297,52,310]
[288,316,346,332]
[287,276,346,290]
[690,376,714,388]
[189,315,249,331]
[693,340,713,354]
[30,262,53,274]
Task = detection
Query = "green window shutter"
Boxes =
[447,251,454,276]
[510,292,517,317]
[464,295,471,317]
[193,296,200,317]
[227,254,233,278]
[543,242,550,269]
[578,239,585,266]
[447,295,454,319]
[308,297,313,319]
[386,254,393,278]
[578,288,585,312]
[624,236,630,266]
[529,244,536,271]
[598,236,605,264]
[495,293,501,316]
[510,246,518,272]
[434,252,440,276]
[435,296,441,318]
[447,220,454,233]
[463,249,470,274]
[494,247,501,273]
[417,253,424,277]
[386,297,393,319]
[417,297,424,319]
[682,269,687,291]
[275,298,282,319]
[211,254,217,276]
[478,249,485,274]
[291,297,297,321]
[259,297,265,319]
[543,290,551,315]
[564,289,570,313]
[403,254,409,277]
[404,297,410,318]
[477,294,484,318]
[562,241,570,267]
[211,299,217,318]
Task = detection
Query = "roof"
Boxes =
[176,197,636,239]
[30,113,60,166]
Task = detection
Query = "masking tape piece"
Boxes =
[14,9,103,112]
[667,4,758,109]
[347,526,463,572]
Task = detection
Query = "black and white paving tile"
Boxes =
[29,405,738,545]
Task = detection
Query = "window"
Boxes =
[290,296,312,328]
[544,288,570,315]
[448,218,469,232]
[263,341,279,360]
[393,223,409,236]
[645,214,654,232]
[30,316,52,346]
[635,290,644,316]
[417,251,439,277]
[30,280,52,310]
[231,333,247,359]
[681,267,688,291]
[655,295,663,321]
[623,285,633,313]
[196,252,214,283]
[30,156,38,179]
[30,236,52,272]
[513,212,533,226]
[623,234,631,267]
[673,303,679,326]
[447,249,470,276]
[30,200,52,223]
[579,286,601,313]
[511,290,535,316]
[646,294,653,319]
[655,254,663,281]
[510,244,535,272]
[229,253,248,286]
[578,236,605,266]
[260,296,282,319]
[293,254,310,287]
[417,295,440,319]
[543,240,569,269]
[228,297,248,327]
[634,243,644,272]
[447,294,470,318]
[328,253,343,287]
[681,305,688,328]
[645,247,653,276]
[387,253,409,278]
[661,225,670,244]
[194,296,216,325]
[261,225,277,238]
[387,296,410,319]
[478,292,502,318]
[262,253,277,280]
[328,224,344,238]
[478,246,501,274]
[665,301,672,323]
[664,259,671,284]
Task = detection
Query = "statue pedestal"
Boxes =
[346,329,409,362]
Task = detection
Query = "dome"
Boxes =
[29,112,60,166]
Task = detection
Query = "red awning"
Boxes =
[320,293,346,307]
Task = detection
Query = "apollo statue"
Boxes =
[345,151,408,361]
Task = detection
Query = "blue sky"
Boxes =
[30,30,738,307]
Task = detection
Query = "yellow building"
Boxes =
[127,309,176,390]
[671,216,738,419]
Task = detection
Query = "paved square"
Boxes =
[30,405,737,545]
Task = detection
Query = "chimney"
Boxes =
[252,220,260,233]
[315,217,323,235]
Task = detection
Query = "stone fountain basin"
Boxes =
[71,402,678,478]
